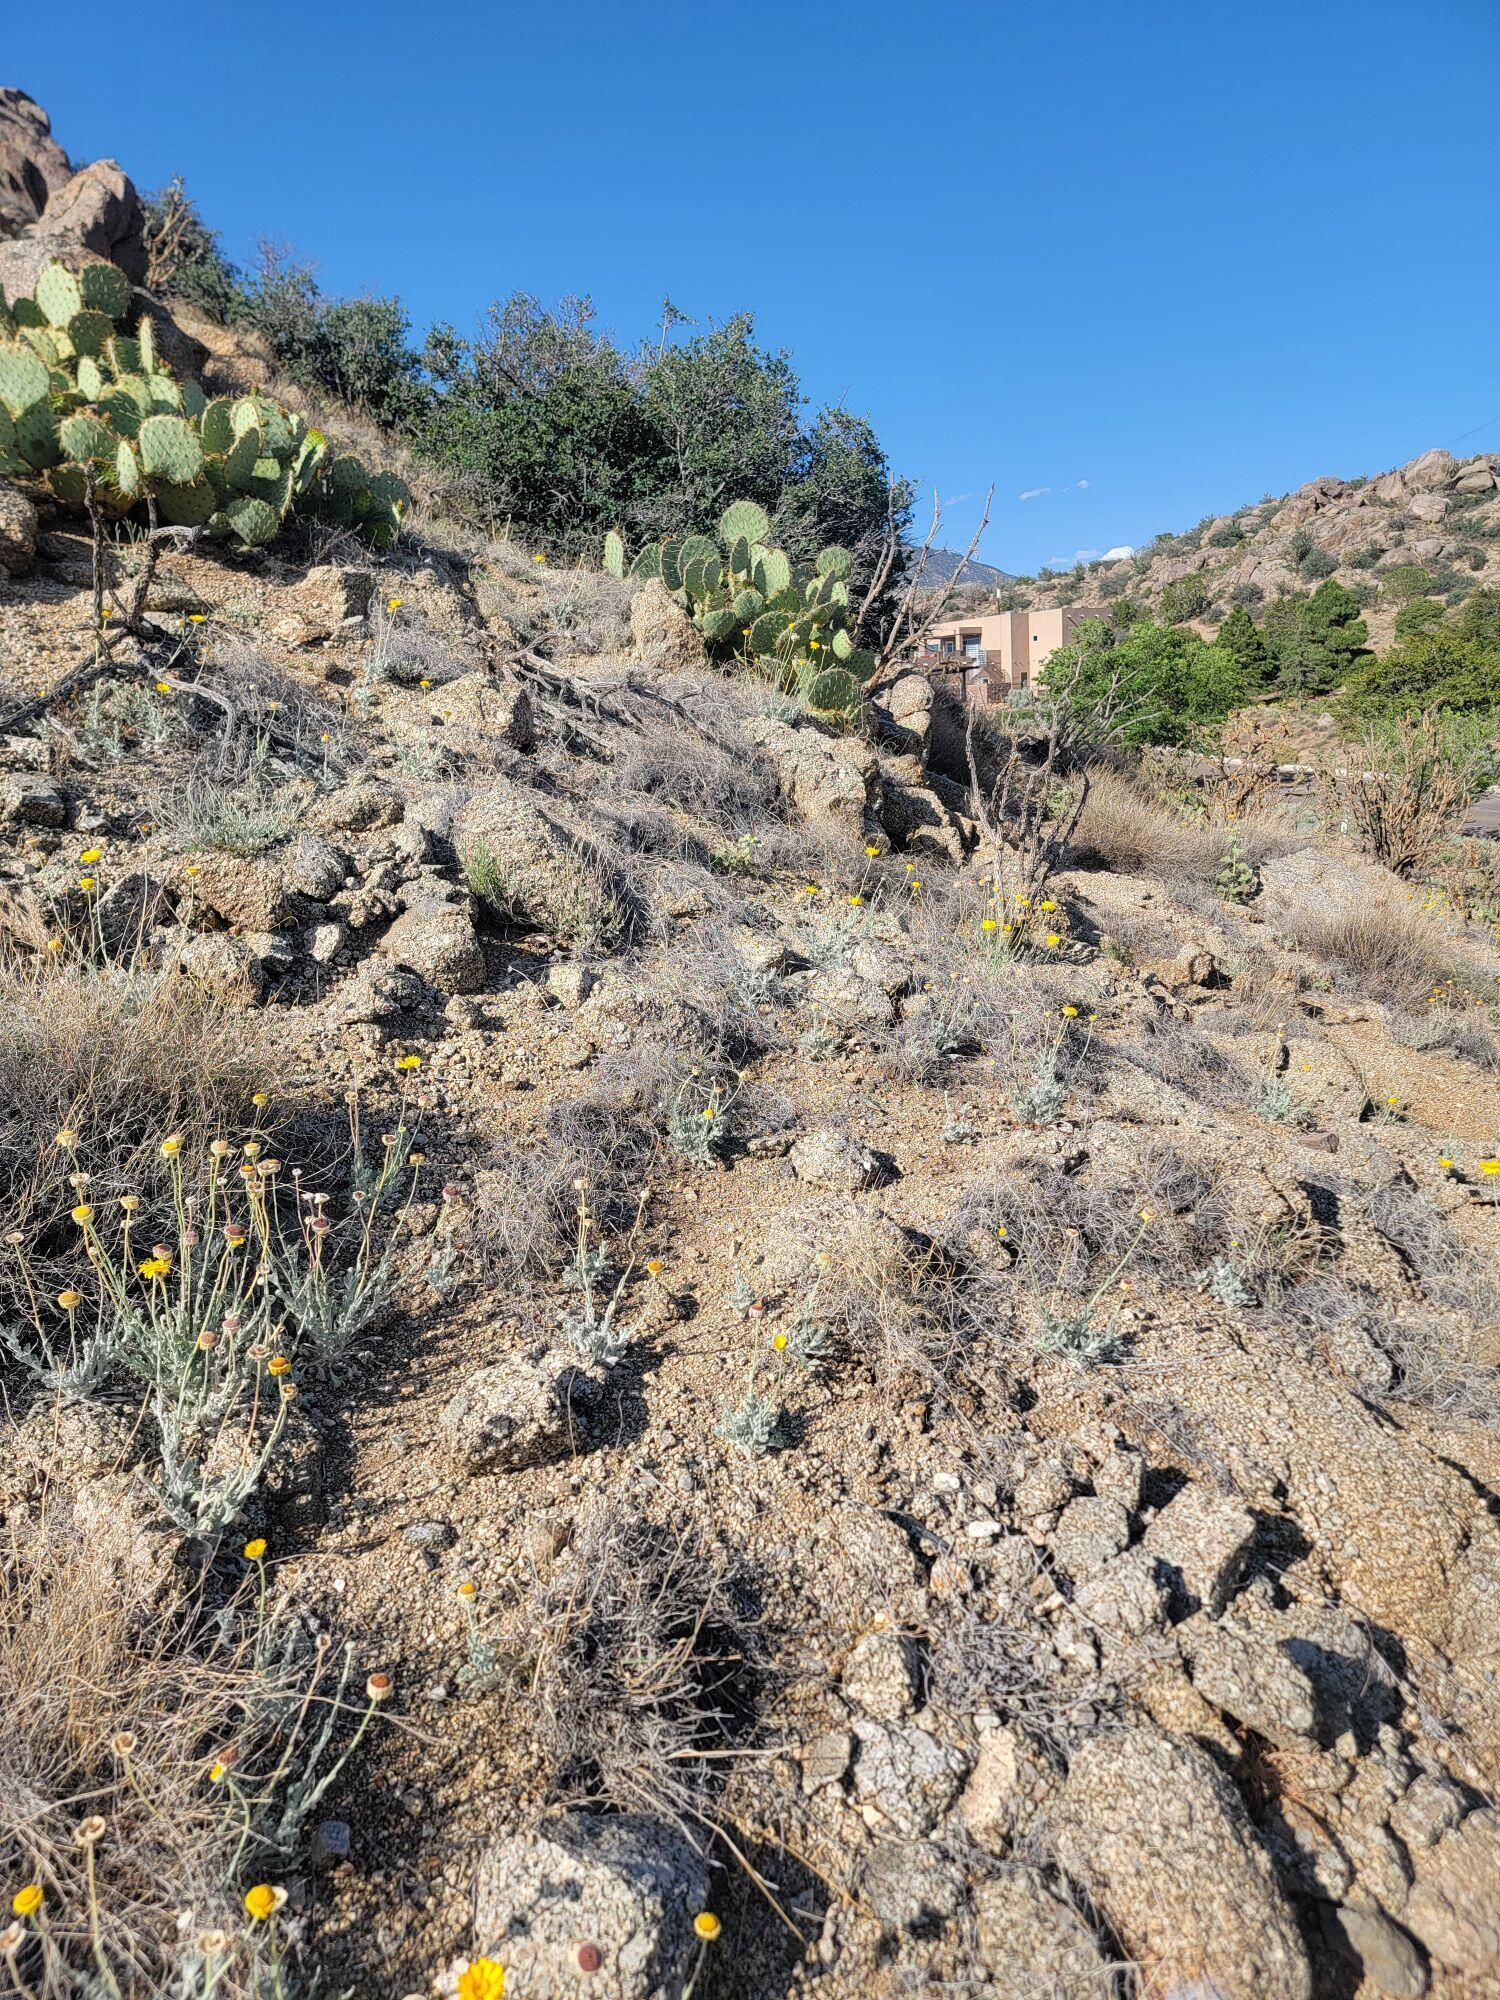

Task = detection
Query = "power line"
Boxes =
[1445,413,1499,447]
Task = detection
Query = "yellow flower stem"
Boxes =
[82,1836,124,2000]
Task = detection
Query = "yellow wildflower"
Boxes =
[57,1289,82,1310]
[71,1204,93,1225]
[1044,933,1062,949]
[79,848,102,864]
[137,1256,172,1281]
[388,596,404,611]
[980,918,997,933]
[160,1134,183,1159]
[244,1538,267,1561]
[154,681,172,696]
[694,1913,722,1941]
[458,1963,506,2000]
[395,1054,422,1071]
[243,1884,280,1922]
[1480,1160,1500,1177]
[78,875,96,892]
[771,1332,788,1351]
[1061,1004,1079,1018]
[11,1884,43,1918]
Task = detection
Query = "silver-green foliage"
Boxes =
[0,256,409,549]
[606,501,875,719]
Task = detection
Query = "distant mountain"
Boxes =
[908,547,1012,594]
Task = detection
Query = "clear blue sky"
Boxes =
[10,0,1499,572]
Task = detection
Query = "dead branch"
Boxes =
[865,484,994,697]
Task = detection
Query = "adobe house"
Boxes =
[921,605,1104,704]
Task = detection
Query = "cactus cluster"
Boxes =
[604,500,875,718]
[0,257,409,550]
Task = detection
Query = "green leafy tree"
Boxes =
[1261,582,1368,694]
[638,313,802,533]
[1340,629,1500,717]
[1455,586,1500,651]
[1047,619,1246,746]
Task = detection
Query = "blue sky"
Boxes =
[10,0,1499,572]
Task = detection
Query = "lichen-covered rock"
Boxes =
[267,564,373,644]
[454,780,630,949]
[970,1866,1114,1999]
[177,852,298,934]
[744,714,874,836]
[472,1813,706,2000]
[789,1125,881,1192]
[380,895,485,994]
[0,480,38,579]
[282,832,349,902]
[850,1720,970,1836]
[170,932,266,1006]
[629,578,707,673]
[388,669,535,755]
[439,1354,592,1475]
[1051,1724,1312,1999]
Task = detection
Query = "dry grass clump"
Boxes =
[1117,1013,1255,1111]
[471,1094,653,1280]
[491,1497,754,1832]
[1280,889,1480,1011]
[808,1214,981,1402]
[0,958,261,1255]
[612,721,780,836]
[1068,769,1226,879]
[0,1525,339,1999]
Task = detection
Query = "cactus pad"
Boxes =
[139,414,205,485]
[719,499,771,545]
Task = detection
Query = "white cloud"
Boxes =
[1047,547,1103,568]
[1103,544,1134,559]
[1018,485,1051,502]
[1075,478,1092,489]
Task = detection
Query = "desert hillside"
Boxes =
[2,87,1500,2000]
[1003,445,1500,652]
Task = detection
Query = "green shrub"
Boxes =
[1380,563,1432,604]
[1339,628,1500,718]
[1393,597,1446,639]
[1160,573,1209,624]
[0,257,408,550]
[1047,618,1246,747]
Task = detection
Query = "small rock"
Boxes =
[2,774,65,826]
[1049,1495,1131,1579]
[400,1519,454,1550]
[840,1630,922,1721]
[1403,1808,1500,1974]
[850,1721,970,1837]
[788,1125,880,1191]
[473,1813,706,2000]
[439,1354,593,1475]
[0,480,38,577]
[1140,1481,1257,1618]
[546,961,597,1010]
[283,831,349,902]
[1322,1903,1429,2000]
[959,1723,1060,1853]
[800,1729,853,1795]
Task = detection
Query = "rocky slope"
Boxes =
[3,79,1500,2000]
[2,485,1500,2000]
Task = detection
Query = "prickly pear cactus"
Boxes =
[0,256,409,552]
[602,498,871,719]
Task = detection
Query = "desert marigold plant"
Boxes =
[1,1100,425,1536]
